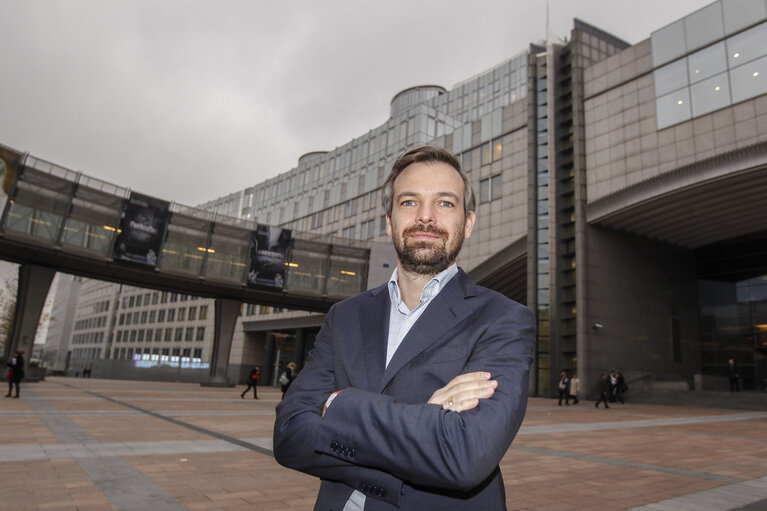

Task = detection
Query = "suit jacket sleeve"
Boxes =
[273,305,405,505]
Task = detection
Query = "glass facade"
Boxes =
[198,52,529,246]
[697,232,767,390]
[652,1,767,129]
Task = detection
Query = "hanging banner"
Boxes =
[247,224,291,289]
[113,192,170,267]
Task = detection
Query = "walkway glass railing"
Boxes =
[0,144,369,299]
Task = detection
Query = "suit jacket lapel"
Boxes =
[378,270,476,392]
[360,285,390,391]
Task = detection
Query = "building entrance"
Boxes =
[697,231,767,390]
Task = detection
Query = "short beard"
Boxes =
[394,223,464,276]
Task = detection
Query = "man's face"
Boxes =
[386,161,475,276]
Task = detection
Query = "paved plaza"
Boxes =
[1,377,765,511]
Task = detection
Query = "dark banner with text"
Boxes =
[247,224,291,289]
[113,192,170,267]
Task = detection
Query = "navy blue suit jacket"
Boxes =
[274,269,535,510]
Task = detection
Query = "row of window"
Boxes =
[121,291,199,309]
[72,331,105,345]
[290,168,505,242]
[110,347,203,360]
[244,304,284,316]
[115,326,206,343]
[654,21,767,129]
[75,315,108,331]
[118,305,208,326]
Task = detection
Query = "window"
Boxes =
[164,328,172,341]
[155,329,163,342]
[158,310,166,322]
[493,140,503,161]
[479,174,503,203]
[170,293,178,302]
[342,226,356,239]
[178,308,186,322]
[149,310,156,323]
[360,219,375,240]
[199,305,208,320]
[344,199,358,218]
[140,311,147,324]
[188,307,197,321]
[193,348,202,359]
[175,328,183,341]
[167,309,176,322]
[185,327,194,341]
[311,211,323,229]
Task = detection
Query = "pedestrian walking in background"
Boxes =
[569,372,581,404]
[558,371,570,406]
[728,358,740,392]
[5,350,24,399]
[595,372,610,408]
[241,366,260,399]
[279,361,297,398]
[608,370,618,402]
[615,371,626,404]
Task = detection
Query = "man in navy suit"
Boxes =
[274,146,535,510]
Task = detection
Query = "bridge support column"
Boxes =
[201,298,239,387]
[5,264,56,378]
[294,328,306,370]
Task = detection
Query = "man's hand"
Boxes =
[427,371,497,412]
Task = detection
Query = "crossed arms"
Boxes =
[273,298,535,503]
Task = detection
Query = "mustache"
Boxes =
[402,225,448,239]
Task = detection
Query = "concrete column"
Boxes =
[264,332,275,386]
[294,328,306,370]
[6,264,56,377]
[202,298,240,387]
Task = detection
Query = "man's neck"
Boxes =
[397,268,436,311]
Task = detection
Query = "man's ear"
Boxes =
[385,215,392,236]
[463,211,476,239]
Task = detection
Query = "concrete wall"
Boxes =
[584,39,767,204]
[581,226,700,396]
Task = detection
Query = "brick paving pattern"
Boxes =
[1,377,765,510]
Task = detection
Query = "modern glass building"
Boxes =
[45,0,767,395]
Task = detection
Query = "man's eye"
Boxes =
[438,201,454,208]
[401,200,416,206]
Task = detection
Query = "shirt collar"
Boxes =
[387,263,459,308]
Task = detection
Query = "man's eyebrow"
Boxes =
[395,190,461,201]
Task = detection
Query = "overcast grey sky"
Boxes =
[0,0,714,206]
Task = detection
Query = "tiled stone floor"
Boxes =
[1,377,765,510]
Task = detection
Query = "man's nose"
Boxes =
[416,204,435,224]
